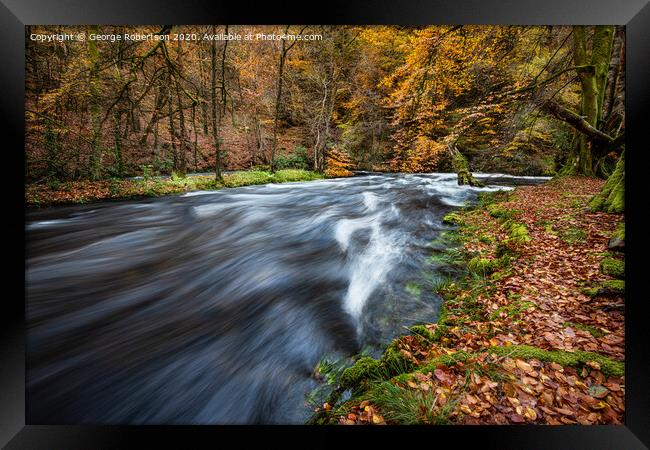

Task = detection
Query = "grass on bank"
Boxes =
[26,169,325,207]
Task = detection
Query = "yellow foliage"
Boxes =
[326,147,354,177]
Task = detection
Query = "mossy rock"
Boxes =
[339,357,381,388]
[612,222,625,241]
[602,279,624,293]
[581,286,600,297]
[409,325,435,342]
[608,222,624,252]
[600,257,624,278]
[582,279,624,297]
[442,212,463,225]
[379,342,416,376]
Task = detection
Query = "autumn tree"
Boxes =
[24,23,625,205]
[269,25,307,172]
[383,26,522,181]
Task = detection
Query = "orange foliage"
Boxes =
[325,147,354,177]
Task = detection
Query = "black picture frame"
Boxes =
[2,0,648,448]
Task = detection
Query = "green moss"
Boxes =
[487,203,516,220]
[486,345,624,377]
[416,351,474,374]
[489,300,536,320]
[222,170,273,187]
[27,169,325,207]
[603,279,624,293]
[344,345,624,424]
[600,257,624,278]
[272,169,325,183]
[442,212,463,225]
[581,286,600,297]
[558,226,587,244]
[380,342,416,376]
[339,357,382,389]
[468,257,497,275]
[409,325,435,342]
[612,222,625,241]
[490,267,513,281]
[478,234,495,244]
[477,190,510,208]
[506,222,531,243]
[562,322,606,339]
[590,151,624,214]
[413,345,622,380]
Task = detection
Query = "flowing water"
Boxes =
[25,172,549,424]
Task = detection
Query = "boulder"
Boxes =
[607,236,625,252]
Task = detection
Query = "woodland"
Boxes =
[25,25,626,426]
[26,25,624,210]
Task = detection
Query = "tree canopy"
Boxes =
[26,25,625,192]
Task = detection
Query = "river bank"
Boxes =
[25,169,326,207]
[313,175,625,425]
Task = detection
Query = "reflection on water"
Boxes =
[26,172,549,424]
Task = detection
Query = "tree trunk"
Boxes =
[565,26,615,176]
[210,25,223,181]
[448,144,482,187]
[590,150,624,213]
[191,104,198,171]
[87,25,102,180]
[602,27,624,128]
[175,38,188,175]
[270,38,287,173]
[167,70,178,172]
[113,109,124,177]
[197,46,210,135]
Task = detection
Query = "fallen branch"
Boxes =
[544,100,622,145]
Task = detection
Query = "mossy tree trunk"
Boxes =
[448,144,482,187]
[564,26,615,177]
[590,150,624,213]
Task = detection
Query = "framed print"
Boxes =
[2,0,649,447]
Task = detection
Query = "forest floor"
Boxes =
[313,175,625,426]
[25,169,324,207]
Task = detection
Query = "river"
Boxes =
[25,172,549,424]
